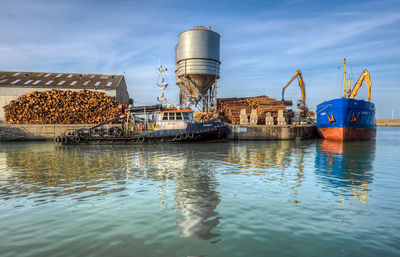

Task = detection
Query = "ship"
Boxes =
[55,66,228,145]
[316,59,376,141]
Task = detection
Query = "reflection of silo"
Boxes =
[175,26,220,111]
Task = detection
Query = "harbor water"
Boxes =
[0,127,399,257]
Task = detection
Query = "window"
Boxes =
[0,79,8,83]
[12,73,21,76]
[106,81,112,87]
[163,113,168,120]
[24,80,33,84]
[45,80,53,85]
[56,74,62,77]
[176,113,182,120]
[36,73,43,77]
[58,81,65,85]
[33,80,41,85]
[67,74,73,78]
[83,81,90,86]
[183,113,189,120]
[44,73,51,77]
[0,75,6,79]
[12,79,21,84]
[90,75,95,78]
[70,81,78,85]
[94,81,101,86]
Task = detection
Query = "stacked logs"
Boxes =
[193,111,218,123]
[4,90,128,124]
[217,96,294,125]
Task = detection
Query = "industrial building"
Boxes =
[175,26,220,111]
[0,71,129,121]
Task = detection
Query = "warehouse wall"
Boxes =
[0,96,19,121]
[116,78,129,103]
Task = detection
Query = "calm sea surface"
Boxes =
[0,127,399,257]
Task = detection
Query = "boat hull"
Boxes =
[317,127,376,141]
[316,98,376,141]
[57,122,229,145]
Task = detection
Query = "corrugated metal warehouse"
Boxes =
[0,71,130,121]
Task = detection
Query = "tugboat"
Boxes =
[56,66,229,145]
[316,59,376,141]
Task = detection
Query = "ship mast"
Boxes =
[343,58,346,98]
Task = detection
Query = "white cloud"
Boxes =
[0,0,399,117]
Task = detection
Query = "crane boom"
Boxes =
[281,70,306,103]
[348,70,372,101]
[281,70,309,118]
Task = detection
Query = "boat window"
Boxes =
[163,113,168,120]
[176,112,182,120]
[183,113,189,120]
[170,113,176,120]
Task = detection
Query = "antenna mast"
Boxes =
[157,65,168,106]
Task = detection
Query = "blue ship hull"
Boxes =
[316,98,376,141]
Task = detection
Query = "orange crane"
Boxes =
[282,70,310,117]
[348,70,372,100]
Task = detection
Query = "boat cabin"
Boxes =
[156,109,194,130]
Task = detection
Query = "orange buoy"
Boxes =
[138,123,145,130]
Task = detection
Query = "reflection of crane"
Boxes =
[281,70,310,117]
[348,70,372,101]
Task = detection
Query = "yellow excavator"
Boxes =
[347,70,372,101]
[281,70,310,117]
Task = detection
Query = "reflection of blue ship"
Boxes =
[315,140,375,189]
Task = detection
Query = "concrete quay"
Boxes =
[0,123,111,141]
[0,123,317,142]
[376,119,400,126]
[228,124,317,140]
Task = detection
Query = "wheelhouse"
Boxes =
[156,109,194,130]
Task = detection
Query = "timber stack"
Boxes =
[4,89,128,124]
[217,96,294,125]
[193,111,218,123]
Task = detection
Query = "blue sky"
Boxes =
[1,0,399,118]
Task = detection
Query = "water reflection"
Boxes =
[0,143,134,200]
[224,141,313,204]
[315,140,375,204]
[126,144,222,240]
[0,143,222,241]
[0,139,375,242]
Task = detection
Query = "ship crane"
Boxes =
[348,70,372,101]
[281,70,310,117]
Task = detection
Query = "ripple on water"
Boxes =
[0,134,399,256]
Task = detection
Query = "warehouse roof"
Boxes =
[0,71,124,90]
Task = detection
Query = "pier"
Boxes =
[228,124,316,140]
[0,123,317,141]
[376,119,400,126]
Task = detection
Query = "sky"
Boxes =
[1,0,399,118]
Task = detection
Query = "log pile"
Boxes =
[217,96,294,125]
[193,111,218,123]
[4,89,128,124]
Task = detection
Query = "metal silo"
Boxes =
[175,26,220,111]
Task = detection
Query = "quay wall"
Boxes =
[376,119,400,126]
[0,123,117,141]
[0,123,317,141]
[228,124,317,140]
